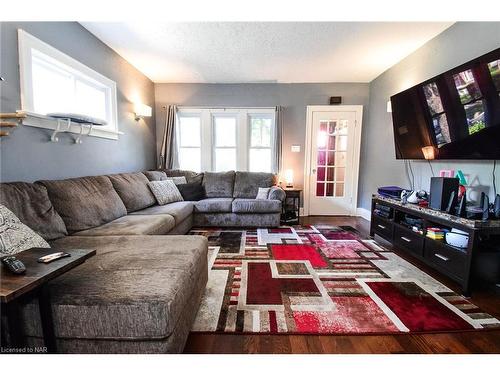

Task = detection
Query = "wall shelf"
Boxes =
[0,112,25,137]
[3,111,124,141]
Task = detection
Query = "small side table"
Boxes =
[1,248,95,353]
[281,189,302,225]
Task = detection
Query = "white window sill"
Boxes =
[19,111,123,140]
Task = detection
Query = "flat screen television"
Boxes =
[391,48,500,160]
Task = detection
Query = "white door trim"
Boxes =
[303,105,363,216]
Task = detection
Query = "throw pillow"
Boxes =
[0,204,50,255]
[256,187,271,200]
[163,169,204,185]
[148,180,184,205]
[177,183,206,201]
[166,176,187,185]
[143,170,168,181]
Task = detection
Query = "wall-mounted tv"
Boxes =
[391,48,500,160]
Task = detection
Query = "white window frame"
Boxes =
[248,112,275,173]
[176,112,203,172]
[212,112,240,172]
[176,107,276,172]
[17,29,120,140]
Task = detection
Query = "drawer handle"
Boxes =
[377,224,386,229]
[434,253,449,262]
[401,236,412,243]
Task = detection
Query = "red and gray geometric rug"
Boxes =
[189,225,500,334]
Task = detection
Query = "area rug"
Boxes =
[190,225,500,334]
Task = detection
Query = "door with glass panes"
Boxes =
[307,108,360,215]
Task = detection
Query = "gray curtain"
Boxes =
[158,104,178,169]
[273,106,283,173]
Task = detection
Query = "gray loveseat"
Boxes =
[0,169,284,353]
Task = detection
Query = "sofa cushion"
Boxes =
[177,182,206,201]
[203,171,235,198]
[0,182,67,240]
[72,214,175,236]
[0,204,50,255]
[38,176,127,234]
[232,198,282,213]
[143,170,168,181]
[233,172,277,198]
[108,173,156,213]
[194,198,233,213]
[130,202,193,225]
[26,235,208,340]
[162,169,204,185]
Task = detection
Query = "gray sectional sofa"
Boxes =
[0,169,284,353]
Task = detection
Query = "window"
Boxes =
[176,108,276,172]
[213,115,238,172]
[177,115,202,172]
[249,114,273,173]
[18,30,119,139]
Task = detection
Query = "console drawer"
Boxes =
[372,216,393,239]
[394,225,424,256]
[424,240,466,279]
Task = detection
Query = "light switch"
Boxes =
[291,145,301,153]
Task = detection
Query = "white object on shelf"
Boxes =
[47,114,107,144]
[20,111,123,141]
[445,228,469,249]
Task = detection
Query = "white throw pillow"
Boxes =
[256,187,271,200]
[166,176,187,185]
[148,180,184,205]
[0,204,50,255]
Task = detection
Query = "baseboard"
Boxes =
[356,207,371,221]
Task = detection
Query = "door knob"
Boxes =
[312,169,317,174]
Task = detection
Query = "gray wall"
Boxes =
[359,22,500,211]
[0,22,156,182]
[155,83,370,189]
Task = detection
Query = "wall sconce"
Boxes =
[284,169,294,189]
[386,100,392,113]
[134,103,152,121]
[421,146,436,160]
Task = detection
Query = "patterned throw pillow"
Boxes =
[167,176,187,185]
[148,180,184,205]
[0,204,50,255]
[256,187,271,200]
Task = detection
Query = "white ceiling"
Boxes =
[82,22,453,83]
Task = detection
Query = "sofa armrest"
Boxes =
[269,186,286,202]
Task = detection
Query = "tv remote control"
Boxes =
[37,252,71,263]
[2,256,26,274]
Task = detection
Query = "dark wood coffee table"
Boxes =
[1,248,95,353]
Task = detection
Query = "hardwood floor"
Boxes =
[184,216,500,354]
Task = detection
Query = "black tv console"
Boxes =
[370,195,500,296]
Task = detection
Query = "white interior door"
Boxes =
[305,106,362,216]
